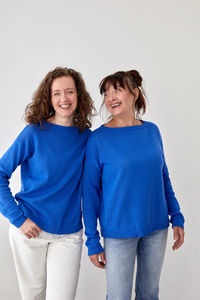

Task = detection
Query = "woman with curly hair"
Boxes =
[0,67,94,300]
[83,70,185,300]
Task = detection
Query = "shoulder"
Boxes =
[81,127,92,138]
[17,124,40,144]
[88,126,104,140]
[145,121,162,136]
[146,120,159,131]
[144,121,164,146]
[0,125,39,159]
[85,126,104,148]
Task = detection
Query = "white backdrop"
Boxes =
[0,0,199,299]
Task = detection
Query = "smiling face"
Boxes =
[103,83,138,118]
[51,76,78,124]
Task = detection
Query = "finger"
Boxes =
[90,256,99,266]
[93,261,106,269]
[172,233,184,250]
[28,230,38,238]
[90,257,105,269]
[32,231,39,238]
[25,233,32,239]
[34,224,42,232]
[28,220,41,232]
[98,262,106,268]
[32,227,40,237]
[176,229,184,242]
[100,252,107,265]
[172,242,180,250]
[172,234,179,250]
[176,232,184,249]
[172,240,179,250]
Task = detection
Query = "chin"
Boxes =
[111,111,123,117]
[61,110,76,118]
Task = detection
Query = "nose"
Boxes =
[62,92,68,101]
[107,91,116,102]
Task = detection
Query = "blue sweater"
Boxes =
[0,121,90,234]
[83,121,184,255]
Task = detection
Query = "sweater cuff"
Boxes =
[11,215,27,228]
[88,242,104,256]
[170,213,185,229]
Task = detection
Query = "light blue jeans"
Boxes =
[104,228,168,300]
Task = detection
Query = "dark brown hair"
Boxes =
[24,67,95,131]
[99,70,147,118]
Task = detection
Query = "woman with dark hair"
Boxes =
[83,70,185,300]
[0,67,94,300]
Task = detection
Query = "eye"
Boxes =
[53,92,60,96]
[67,91,73,94]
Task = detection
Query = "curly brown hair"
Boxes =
[24,67,95,131]
[99,70,147,119]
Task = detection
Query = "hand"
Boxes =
[19,218,42,239]
[89,252,107,269]
[172,226,185,250]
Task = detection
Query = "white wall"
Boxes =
[0,0,199,299]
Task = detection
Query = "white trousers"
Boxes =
[9,224,83,300]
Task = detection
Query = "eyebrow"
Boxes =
[52,88,75,92]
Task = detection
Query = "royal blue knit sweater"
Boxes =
[0,121,90,234]
[83,121,184,255]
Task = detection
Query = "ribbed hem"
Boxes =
[101,223,170,239]
[37,223,83,235]
[12,215,27,228]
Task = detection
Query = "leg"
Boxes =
[45,229,83,300]
[135,228,168,300]
[104,237,139,300]
[9,224,48,300]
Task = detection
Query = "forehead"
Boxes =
[105,81,123,90]
[51,76,75,90]
[104,81,128,93]
[100,75,127,94]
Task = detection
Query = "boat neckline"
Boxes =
[100,120,149,131]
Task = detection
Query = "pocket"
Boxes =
[8,223,25,249]
[9,223,21,235]
[73,229,83,243]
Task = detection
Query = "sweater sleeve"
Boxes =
[155,125,185,228]
[83,134,104,256]
[0,129,31,227]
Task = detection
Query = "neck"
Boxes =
[48,115,74,127]
[109,114,142,128]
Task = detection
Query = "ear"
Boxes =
[133,88,140,102]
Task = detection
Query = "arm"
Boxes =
[162,157,185,228]
[83,134,104,258]
[0,137,28,227]
[156,127,185,228]
[0,130,42,237]
[155,125,185,249]
[163,160,185,249]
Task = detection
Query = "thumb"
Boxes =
[100,252,107,265]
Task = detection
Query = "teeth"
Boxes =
[112,103,121,108]
[60,104,70,108]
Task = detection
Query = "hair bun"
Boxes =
[127,70,142,87]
